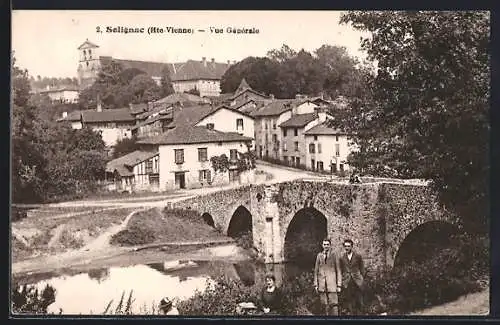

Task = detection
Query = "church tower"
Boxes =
[77,39,101,89]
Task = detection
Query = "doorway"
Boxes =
[175,172,186,189]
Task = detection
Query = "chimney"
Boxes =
[147,101,153,111]
[270,94,275,99]
[207,124,214,130]
[232,60,236,64]
[62,111,68,119]
[202,57,207,67]
[211,58,215,63]
[46,85,50,91]
[129,103,133,110]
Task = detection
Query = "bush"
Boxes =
[12,284,57,314]
[110,225,156,246]
[362,234,488,315]
[234,231,254,250]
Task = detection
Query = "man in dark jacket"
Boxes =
[314,238,342,316]
[339,239,365,315]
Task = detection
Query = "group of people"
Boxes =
[158,238,365,317]
[239,238,366,316]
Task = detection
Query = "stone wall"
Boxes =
[170,180,458,272]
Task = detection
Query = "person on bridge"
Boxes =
[339,239,365,315]
[314,238,342,316]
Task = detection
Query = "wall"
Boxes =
[169,180,457,273]
[305,134,353,172]
[195,108,255,141]
[255,111,292,160]
[281,119,319,167]
[132,155,160,191]
[294,101,317,115]
[158,141,250,190]
[91,126,133,147]
[172,79,221,97]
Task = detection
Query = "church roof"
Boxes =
[78,39,100,50]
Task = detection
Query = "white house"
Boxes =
[105,150,160,192]
[137,125,254,190]
[39,86,80,103]
[195,105,255,149]
[304,122,357,174]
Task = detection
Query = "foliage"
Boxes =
[112,137,141,159]
[12,207,28,222]
[184,88,200,96]
[78,60,173,109]
[363,234,488,314]
[103,291,138,315]
[220,44,368,100]
[335,11,490,233]
[12,284,57,314]
[11,56,108,203]
[29,75,78,91]
[110,225,156,246]
[210,149,256,178]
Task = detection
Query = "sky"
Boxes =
[12,10,369,79]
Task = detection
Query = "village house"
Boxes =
[209,78,272,109]
[304,122,357,174]
[252,98,320,160]
[194,105,255,149]
[76,39,231,96]
[137,125,254,190]
[105,150,160,192]
[58,104,135,146]
[38,86,79,103]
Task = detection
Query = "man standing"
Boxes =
[314,238,342,316]
[339,239,365,315]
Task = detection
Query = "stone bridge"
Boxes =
[172,180,461,273]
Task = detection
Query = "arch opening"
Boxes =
[227,206,253,241]
[394,221,462,269]
[201,212,215,228]
[284,207,327,269]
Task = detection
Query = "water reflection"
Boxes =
[27,260,313,315]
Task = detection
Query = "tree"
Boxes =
[220,57,280,95]
[336,11,489,232]
[113,137,140,159]
[129,74,162,103]
[159,66,175,97]
[267,44,297,63]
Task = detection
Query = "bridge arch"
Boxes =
[393,220,462,269]
[284,207,328,268]
[227,205,253,239]
[201,212,215,228]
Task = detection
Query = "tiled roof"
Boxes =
[130,113,173,131]
[279,113,318,128]
[106,150,158,176]
[251,99,296,117]
[137,125,253,145]
[81,109,136,123]
[197,105,254,123]
[100,57,230,81]
[136,103,173,120]
[129,103,148,115]
[304,122,346,135]
[166,104,216,128]
[230,88,270,101]
[61,110,83,122]
[78,39,99,50]
[156,92,211,105]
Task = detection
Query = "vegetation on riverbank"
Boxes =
[12,208,134,262]
[110,208,227,247]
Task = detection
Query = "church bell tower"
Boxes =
[77,39,101,89]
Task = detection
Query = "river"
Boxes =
[14,250,310,315]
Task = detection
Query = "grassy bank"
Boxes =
[12,208,134,262]
[110,208,228,247]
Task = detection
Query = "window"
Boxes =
[145,160,153,174]
[230,149,238,161]
[296,157,300,166]
[207,123,215,130]
[340,163,344,172]
[198,148,208,162]
[218,141,223,146]
[336,135,339,142]
[335,144,340,157]
[283,156,288,163]
[294,142,299,151]
[311,159,315,171]
[265,122,268,130]
[331,163,337,173]
[309,143,315,153]
[272,134,277,143]
[174,149,184,164]
[265,134,268,143]
[229,170,239,182]
[273,121,276,129]
[86,61,89,67]
[283,142,287,152]
[318,143,322,153]
[199,169,211,182]
[236,118,244,130]
[283,129,287,137]
[317,161,324,171]
[294,129,298,136]
[314,135,318,141]
[89,49,92,55]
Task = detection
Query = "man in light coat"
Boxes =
[314,238,342,316]
[339,239,365,315]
